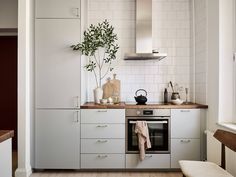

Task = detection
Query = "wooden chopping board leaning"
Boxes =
[111,74,120,103]
[102,77,114,99]
[102,74,121,103]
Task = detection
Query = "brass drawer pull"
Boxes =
[97,140,108,143]
[97,110,108,112]
[180,110,190,113]
[97,155,108,158]
[96,125,108,128]
[180,140,191,143]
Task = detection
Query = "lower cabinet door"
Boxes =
[81,139,125,153]
[171,139,200,168]
[0,139,12,177]
[35,110,80,169]
[81,154,125,169]
[126,154,170,169]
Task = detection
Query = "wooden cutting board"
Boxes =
[102,78,115,99]
[111,74,120,98]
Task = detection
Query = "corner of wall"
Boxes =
[15,167,32,177]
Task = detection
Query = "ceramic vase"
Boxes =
[94,87,103,104]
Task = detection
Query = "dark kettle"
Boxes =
[134,89,148,105]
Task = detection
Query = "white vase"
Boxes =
[93,87,103,104]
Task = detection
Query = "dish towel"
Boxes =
[134,121,151,161]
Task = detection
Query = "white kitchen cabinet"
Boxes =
[81,109,125,123]
[81,109,125,169]
[0,139,12,177]
[171,109,201,168]
[81,124,125,139]
[81,139,125,154]
[81,154,125,169]
[171,109,200,138]
[35,0,80,19]
[35,110,80,169]
[126,154,170,169]
[171,139,200,168]
[35,19,81,108]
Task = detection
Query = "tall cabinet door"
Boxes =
[35,0,80,19]
[35,19,81,108]
[35,110,80,169]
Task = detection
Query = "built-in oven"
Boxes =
[126,109,171,154]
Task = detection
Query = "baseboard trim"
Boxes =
[15,167,32,177]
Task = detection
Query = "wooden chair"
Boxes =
[179,129,236,177]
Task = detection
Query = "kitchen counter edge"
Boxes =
[81,102,208,109]
[0,130,14,143]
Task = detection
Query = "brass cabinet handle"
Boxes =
[145,155,153,158]
[96,125,108,128]
[73,111,79,123]
[97,110,108,113]
[180,140,191,143]
[180,110,190,113]
[97,140,108,143]
[97,155,108,158]
[74,96,79,108]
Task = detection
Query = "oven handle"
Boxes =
[129,121,168,124]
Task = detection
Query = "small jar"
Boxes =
[112,92,120,104]
[171,92,180,100]
[107,97,113,104]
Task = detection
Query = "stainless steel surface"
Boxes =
[125,108,171,154]
[129,120,168,124]
[126,108,171,117]
[136,0,152,53]
[124,0,167,60]
[124,53,167,60]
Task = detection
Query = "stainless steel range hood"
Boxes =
[124,0,167,60]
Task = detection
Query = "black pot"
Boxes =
[134,89,148,105]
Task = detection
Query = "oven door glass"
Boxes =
[127,119,169,152]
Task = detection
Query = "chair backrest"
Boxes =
[213,129,236,169]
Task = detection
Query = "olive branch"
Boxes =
[71,20,119,87]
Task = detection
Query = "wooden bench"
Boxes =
[179,129,236,177]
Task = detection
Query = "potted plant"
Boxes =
[71,20,119,103]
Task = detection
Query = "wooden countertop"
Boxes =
[0,130,14,143]
[81,102,208,109]
[125,103,208,109]
[81,102,126,109]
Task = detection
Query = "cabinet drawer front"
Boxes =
[171,109,200,138]
[36,0,80,19]
[81,154,125,169]
[126,154,170,169]
[81,109,125,123]
[81,124,125,138]
[171,139,200,168]
[81,139,125,153]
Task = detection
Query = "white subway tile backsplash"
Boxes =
[87,0,192,102]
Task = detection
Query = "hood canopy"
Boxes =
[124,0,167,61]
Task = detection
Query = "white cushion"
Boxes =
[179,160,233,177]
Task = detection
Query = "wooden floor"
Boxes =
[31,171,182,177]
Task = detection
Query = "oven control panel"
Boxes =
[143,110,153,115]
[126,109,170,117]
